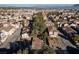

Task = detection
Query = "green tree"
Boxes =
[38,43,56,54]
[22,48,28,54]
[31,12,46,37]
[17,48,28,54]
[39,32,48,44]
[72,34,79,47]
[17,49,22,54]
[21,20,25,27]
[73,34,79,42]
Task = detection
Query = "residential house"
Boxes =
[22,33,31,41]
[32,37,43,49]
[63,26,77,38]
[47,26,58,38]
[48,37,65,49]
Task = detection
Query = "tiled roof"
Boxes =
[32,37,43,49]
[63,26,76,33]
[0,24,13,32]
[48,38,64,48]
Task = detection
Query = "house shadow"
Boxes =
[58,28,77,46]
[0,40,31,54]
[58,27,71,39]
[55,46,79,54]
[59,33,76,46]
[71,26,79,34]
[0,48,9,54]
[55,47,68,54]
[66,46,79,54]
[58,34,68,40]
[0,48,18,54]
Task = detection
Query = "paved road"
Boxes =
[0,28,21,48]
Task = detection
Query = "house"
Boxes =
[48,37,65,49]
[63,26,77,37]
[45,20,54,27]
[1,24,16,35]
[0,32,6,40]
[21,33,31,41]
[32,37,43,49]
[0,23,18,43]
[0,31,8,43]
[0,23,3,28]
[47,26,58,38]
[75,20,79,25]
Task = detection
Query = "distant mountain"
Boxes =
[0,4,76,9]
[73,4,79,7]
[0,4,73,8]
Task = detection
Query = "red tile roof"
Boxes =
[32,37,43,49]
